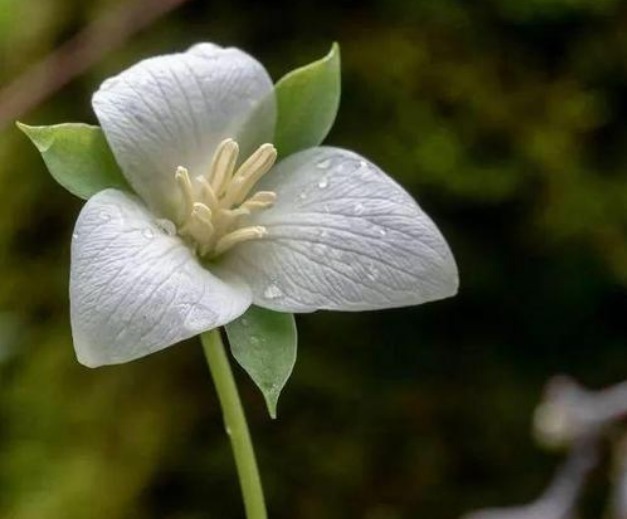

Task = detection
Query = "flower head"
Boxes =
[70,43,458,367]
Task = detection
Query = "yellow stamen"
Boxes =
[175,166,194,214]
[196,176,220,211]
[208,138,239,197]
[173,139,277,258]
[222,143,277,207]
[240,191,277,211]
[214,226,268,256]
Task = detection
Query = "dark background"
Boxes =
[0,0,625,517]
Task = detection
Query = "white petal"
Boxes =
[224,147,458,312]
[92,43,276,222]
[70,189,252,367]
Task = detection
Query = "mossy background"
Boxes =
[0,0,625,517]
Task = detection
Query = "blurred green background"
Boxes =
[0,0,625,517]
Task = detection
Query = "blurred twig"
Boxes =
[609,434,627,519]
[464,376,627,519]
[0,0,190,130]
[462,439,598,519]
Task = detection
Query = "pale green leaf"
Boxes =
[225,306,297,419]
[274,42,341,157]
[17,122,130,199]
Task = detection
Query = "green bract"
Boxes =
[17,122,130,199]
[226,307,297,418]
[274,43,340,157]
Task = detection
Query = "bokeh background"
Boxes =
[0,0,625,518]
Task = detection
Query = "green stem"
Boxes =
[201,329,268,519]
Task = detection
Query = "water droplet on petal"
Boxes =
[142,228,155,239]
[366,264,379,281]
[316,158,331,169]
[299,192,307,200]
[98,210,111,221]
[354,203,365,215]
[317,177,329,189]
[72,232,79,240]
[378,227,387,237]
[263,283,283,300]
[156,218,177,236]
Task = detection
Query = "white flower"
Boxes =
[71,43,459,367]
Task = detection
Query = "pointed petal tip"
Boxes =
[74,338,103,369]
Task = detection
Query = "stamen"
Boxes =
[172,140,277,258]
[221,207,251,220]
[181,204,215,246]
[213,226,268,256]
[208,138,239,197]
[175,166,194,214]
[240,191,277,211]
[222,144,277,207]
[196,176,219,211]
[192,202,213,223]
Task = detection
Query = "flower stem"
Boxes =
[201,329,268,519]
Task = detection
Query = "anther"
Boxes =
[182,204,214,245]
[222,144,277,207]
[241,191,277,211]
[208,138,239,197]
[213,226,268,256]
[175,166,194,214]
[192,202,213,223]
[196,177,219,211]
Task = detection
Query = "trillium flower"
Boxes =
[53,43,458,367]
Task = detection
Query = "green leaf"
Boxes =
[225,306,297,419]
[17,122,131,199]
[274,42,341,157]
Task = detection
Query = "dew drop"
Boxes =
[142,228,155,239]
[366,264,379,281]
[156,218,176,236]
[225,426,232,436]
[263,283,283,300]
[298,192,308,200]
[241,317,249,327]
[72,232,79,240]
[316,158,331,169]
[317,177,329,189]
[378,227,387,237]
[98,210,111,221]
[250,335,261,346]
[354,203,365,215]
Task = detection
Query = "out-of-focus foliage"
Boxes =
[0,0,624,518]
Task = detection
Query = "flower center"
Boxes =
[173,138,277,258]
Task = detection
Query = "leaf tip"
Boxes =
[264,392,279,420]
[15,121,53,152]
